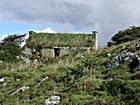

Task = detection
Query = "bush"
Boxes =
[0,35,22,62]
[100,79,140,104]
[108,26,140,47]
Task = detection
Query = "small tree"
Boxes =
[0,35,23,62]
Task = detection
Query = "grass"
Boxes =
[27,33,95,48]
[0,39,140,105]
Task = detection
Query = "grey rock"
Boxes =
[113,61,120,66]
[107,53,111,57]
[0,60,3,63]
[23,47,32,55]
[136,44,140,50]
[20,56,31,63]
[105,51,140,68]
[105,63,112,68]
[123,56,133,64]
[33,59,38,64]
[16,56,20,59]
[16,78,21,81]
[0,77,5,82]
[33,48,36,52]
[80,56,85,58]
[45,96,60,105]
[107,77,113,81]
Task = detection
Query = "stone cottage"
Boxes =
[24,31,97,58]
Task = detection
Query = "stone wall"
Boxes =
[40,48,70,57]
[41,48,55,57]
[60,49,68,56]
[23,46,94,58]
[40,47,94,58]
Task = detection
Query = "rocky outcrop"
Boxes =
[105,51,140,69]
[45,96,60,105]
[23,46,32,55]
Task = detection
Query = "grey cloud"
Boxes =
[0,0,140,46]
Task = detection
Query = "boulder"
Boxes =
[23,47,32,55]
[33,59,40,64]
[0,77,5,82]
[0,60,3,63]
[20,56,31,63]
[16,56,20,59]
[105,51,140,68]
[45,96,60,105]
[107,53,111,57]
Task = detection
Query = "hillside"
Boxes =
[0,38,140,105]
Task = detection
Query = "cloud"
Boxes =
[33,28,56,33]
[0,0,140,46]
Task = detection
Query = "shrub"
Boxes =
[100,79,140,104]
[108,26,140,47]
[0,35,22,62]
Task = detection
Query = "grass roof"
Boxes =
[26,33,95,48]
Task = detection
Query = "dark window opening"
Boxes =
[54,48,60,57]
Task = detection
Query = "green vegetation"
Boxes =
[0,28,140,105]
[108,26,140,47]
[0,37,140,105]
[0,35,22,62]
[27,33,95,48]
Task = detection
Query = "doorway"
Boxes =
[54,48,60,57]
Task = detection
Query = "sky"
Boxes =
[0,0,140,46]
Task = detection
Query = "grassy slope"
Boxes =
[26,33,95,48]
[0,39,140,105]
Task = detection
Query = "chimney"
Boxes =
[92,31,98,50]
